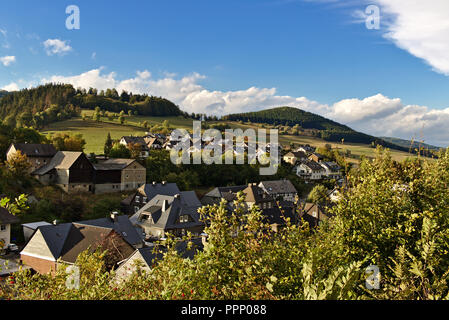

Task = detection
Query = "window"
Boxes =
[134,206,140,213]
[0,225,6,231]
[179,215,189,223]
[135,196,140,203]
[143,197,147,203]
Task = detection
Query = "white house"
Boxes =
[0,207,20,253]
[320,161,342,179]
[295,160,326,180]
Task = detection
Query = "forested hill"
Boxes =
[224,106,410,152]
[0,83,183,128]
[0,90,8,98]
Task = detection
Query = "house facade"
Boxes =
[6,143,57,173]
[0,207,20,253]
[283,151,307,165]
[320,161,342,180]
[295,160,326,180]
[93,159,146,194]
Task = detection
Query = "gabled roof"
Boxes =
[137,183,181,200]
[121,136,147,145]
[76,215,143,247]
[243,184,273,203]
[21,221,52,230]
[259,180,297,195]
[0,207,20,225]
[131,192,203,231]
[320,161,341,171]
[22,221,135,264]
[203,185,247,199]
[299,160,325,171]
[32,151,86,175]
[9,143,57,158]
[93,158,138,171]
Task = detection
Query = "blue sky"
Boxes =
[1,0,449,146]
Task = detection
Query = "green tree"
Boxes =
[104,133,113,156]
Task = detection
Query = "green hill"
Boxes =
[223,106,410,152]
[0,83,183,128]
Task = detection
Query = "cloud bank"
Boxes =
[41,68,449,147]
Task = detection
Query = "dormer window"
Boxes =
[179,215,189,223]
[143,197,147,203]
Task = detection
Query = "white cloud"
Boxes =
[43,39,72,56]
[360,0,449,75]
[1,82,19,91]
[0,56,15,66]
[39,68,449,146]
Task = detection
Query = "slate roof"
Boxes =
[131,192,203,230]
[0,207,20,225]
[299,160,325,171]
[32,151,84,175]
[137,182,181,200]
[203,185,247,199]
[76,215,143,247]
[320,161,341,172]
[22,221,135,264]
[259,180,297,195]
[93,159,137,171]
[9,143,57,158]
[121,136,147,145]
[21,221,52,230]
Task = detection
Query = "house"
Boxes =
[75,212,144,248]
[93,158,146,194]
[283,151,307,165]
[201,185,247,206]
[300,203,329,227]
[295,160,326,180]
[130,192,204,239]
[258,179,298,202]
[32,151,95,193]
[20,216,136,274]
[308,152,324,163]
[121,182,181,215]
[115,238,204,281]
[22,221,52,243]
[0,207,20,253]
[6,143,57,172]
[320,161,342,180]
[120,136,150,158]
[295,145,315,154]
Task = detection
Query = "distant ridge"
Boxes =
[381,137,443,151]
[223,106,411,153]
[0,90,9,98]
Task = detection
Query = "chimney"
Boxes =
[162,200,169,212]
[53,219,58,225]
[110,211,119,222]
[162,181,167,186]
[152,181,157,186]
[174,194,180,199]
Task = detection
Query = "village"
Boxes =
[0,130,345,281]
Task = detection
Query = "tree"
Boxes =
[109,144,131,159]
[5,151,31,178]
[119,115,125,125]
[307,184,329,205]
[104,133,113,156]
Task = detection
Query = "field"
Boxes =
[41,111,421,162]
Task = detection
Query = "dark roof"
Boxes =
[300,160,325,171]
[76,215,143,247]
[32,151,85,175]
[203,185,247,199]
[259,180,297,195]
[137,183,181,200]
[285,151,306,158]
[131,192,203,231]
[93,159,137,171]
[0,207,20,224]
[9,143,57,158]
[25,222,135,264]
[121,136,147,145]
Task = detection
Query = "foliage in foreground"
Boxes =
[2,147,449,300]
